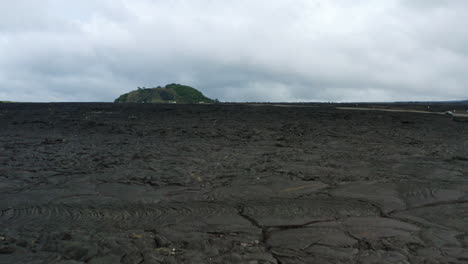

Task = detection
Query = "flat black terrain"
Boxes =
[0,103,467,264]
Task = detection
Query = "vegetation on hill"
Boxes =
[114,84,216,104]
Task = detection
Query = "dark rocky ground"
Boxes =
[0,103,467,264]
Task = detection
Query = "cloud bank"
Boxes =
[0,0,467,102]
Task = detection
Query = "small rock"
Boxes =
[61,232,73,240]
[154,234,170,248]
[0,246,15,254]
[129,233,144,239]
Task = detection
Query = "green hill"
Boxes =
[114,84,215,104]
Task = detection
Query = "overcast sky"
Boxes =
[0,0,467,102]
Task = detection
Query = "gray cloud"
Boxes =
[0,0,467,102]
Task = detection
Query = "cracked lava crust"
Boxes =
[0,103,467,263]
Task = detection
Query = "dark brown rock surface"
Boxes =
[0,103,467,263]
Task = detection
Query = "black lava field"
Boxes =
[0,103,467,264]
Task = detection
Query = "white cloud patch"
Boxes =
[0,0,467,102]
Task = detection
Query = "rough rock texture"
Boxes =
[0,103,467,264]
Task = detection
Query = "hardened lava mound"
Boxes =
[0,103,467,264]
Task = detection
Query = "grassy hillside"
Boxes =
[115,84,215,104]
